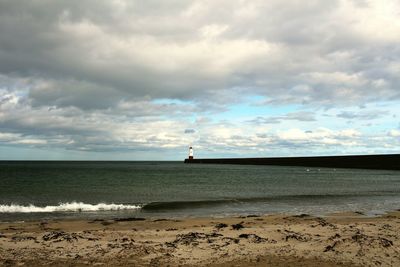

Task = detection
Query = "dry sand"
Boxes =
[1,211,400,266]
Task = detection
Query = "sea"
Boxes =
[1,161,400,221]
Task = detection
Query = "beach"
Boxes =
[1,211,399,267]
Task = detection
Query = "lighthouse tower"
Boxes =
[188,146,194,160]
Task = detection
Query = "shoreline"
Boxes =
[1,202,398,223]
[1,211,399,266]
[0,208,394,223]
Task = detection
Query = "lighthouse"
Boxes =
[188,146,194,160]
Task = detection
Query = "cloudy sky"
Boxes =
[0,0,399,160]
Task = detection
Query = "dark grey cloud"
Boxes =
[337,110,389,120]
[248,111,316,124]
[248,117,281,125]
[0,0,399,112]
[184,129,196,134]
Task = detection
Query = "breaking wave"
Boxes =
[0,202,141,213]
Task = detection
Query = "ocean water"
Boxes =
[1,161,400,221]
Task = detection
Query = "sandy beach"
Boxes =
[1,211,399,267]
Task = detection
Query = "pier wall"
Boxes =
[184,154,400,170]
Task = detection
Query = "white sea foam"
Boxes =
[0,202,141,213]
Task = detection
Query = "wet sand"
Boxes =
[1,211,400,266]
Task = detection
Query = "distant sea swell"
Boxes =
[141,193,398,211]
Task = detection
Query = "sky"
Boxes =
[0,0,400,160]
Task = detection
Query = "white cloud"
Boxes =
[199,24,229,39]
[388,129,400,137]
[339,129,361,137]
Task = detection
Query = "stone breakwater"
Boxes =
[185,154,400,170]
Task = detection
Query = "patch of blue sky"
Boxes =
[211,95,301,122]
[152,98,194,105]
[14,89,29,98]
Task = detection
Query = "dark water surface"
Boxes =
[1,161,400,221]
